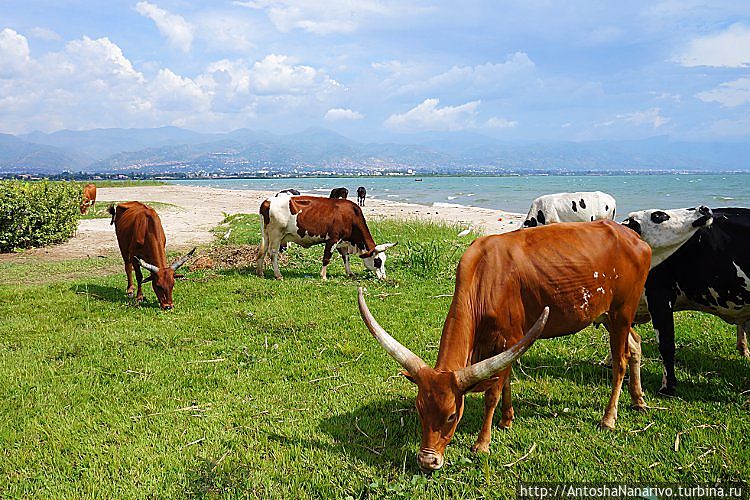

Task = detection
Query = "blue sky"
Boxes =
[1,1,750,141]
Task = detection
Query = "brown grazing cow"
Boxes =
[257,195,395,280]
[359,220,651,472]
[108,202,195,310]
[80,183,97,214]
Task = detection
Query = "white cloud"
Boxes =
[28,27,62,41]
[384,98,481,131]
[233,0,394,34]
[135,1,194,53]
[324,108,364,121]
[248,54,340,94]
[485,117,517,129]
[696,77,750,107]
[384,52,535,97]
[149,68,210,112]
[597,107,670,129]
[675,23,750,68]
[0,28,31,78]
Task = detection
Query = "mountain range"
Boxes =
[1,126,749,175]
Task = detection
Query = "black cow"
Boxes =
[357,186,366,207]
[276,189,300,196]
[639,208,750,395]
[329,187,348,200]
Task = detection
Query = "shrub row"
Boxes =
[0,181,82,252]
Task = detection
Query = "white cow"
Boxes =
[523,191,617,227]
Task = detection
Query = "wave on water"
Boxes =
[433,202,471,209]
[716,196,734,201]
[466,193,475,197]
[447,196,458,200]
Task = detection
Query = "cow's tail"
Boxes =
[257,199,271,260]
[107,204,117,225]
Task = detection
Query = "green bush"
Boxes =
[0,181,82,252]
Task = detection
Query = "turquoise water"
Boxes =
[171,173,750,217]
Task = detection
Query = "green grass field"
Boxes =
[81,201,180,220]
[0,216,748,498]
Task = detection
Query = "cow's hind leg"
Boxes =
[320,241,334,280]
[737,322,749,358]
[125,260,135,298]
[627,329,646,410]
[601,317,631,430]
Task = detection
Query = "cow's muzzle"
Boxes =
[692,206,713,227]
[417,450,444,472]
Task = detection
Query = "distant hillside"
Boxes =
[2,126,749,174]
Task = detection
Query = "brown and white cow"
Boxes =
[108,202,195,310]
[359,220,651,472]
[256,195,395,280]
[80,183,97,214]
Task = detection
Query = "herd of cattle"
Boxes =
[89,183,748,473]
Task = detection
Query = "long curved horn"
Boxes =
[455,307,549,391]
[358,287,428,375]
[171,247,196,270]
[136,257,159,273]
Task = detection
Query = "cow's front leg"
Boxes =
[133,261,145,303]
[600,317,630,430]
[648,292,677,396]
[737,322,749,358]
[320,241,334,280]
[125,261,135,297]
[471,370,508,453]
[338,248,353,277]
[627,328,646,410]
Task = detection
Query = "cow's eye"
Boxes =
[374,257,382,268]
[447,413,457,423]
[650,211,671,224]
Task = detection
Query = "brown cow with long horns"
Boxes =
[359,220,651,472]
[108,202,195,310]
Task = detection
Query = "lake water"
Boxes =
[171,173,750,217]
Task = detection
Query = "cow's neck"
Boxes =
[434,296,477,372]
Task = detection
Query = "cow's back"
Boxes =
[113,202,166,263]
[648,208,750,322]
[456,220,650,339]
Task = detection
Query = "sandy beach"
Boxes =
[1,184,523,263]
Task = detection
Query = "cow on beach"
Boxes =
[357,186,366,207]
[80,183,97,214]
[523,191,616,227]
[359,220,652,472]
[108,202,195,310]
[623,206,750,395]
[257,195,396,280]
[329,187,348,199]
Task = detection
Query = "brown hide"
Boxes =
[80,183,96,214]
[111,201,175,309]
[288,196,376,253]
[436,220,651,372]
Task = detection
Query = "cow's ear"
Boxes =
[464,376,500,393]
[143,275,154,283]
[401,370,417,384]
[622,217,642,235]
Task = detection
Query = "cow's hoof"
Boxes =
[470,442,490,454]
[598,419,616,431]
[127,291,134,298]
[255,269,264,277]
[740,348,750,358]
[631,403,647,412]
[657,386,676,397]
[498,419,513,430]
[274,276,283,281]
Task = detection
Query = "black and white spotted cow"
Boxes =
[523,191,616,227]
[620,206,750,396]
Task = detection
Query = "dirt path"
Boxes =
[0,185,523,264]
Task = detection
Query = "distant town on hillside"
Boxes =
[2,126,750,178]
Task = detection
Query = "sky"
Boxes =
[1,1,750,142]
